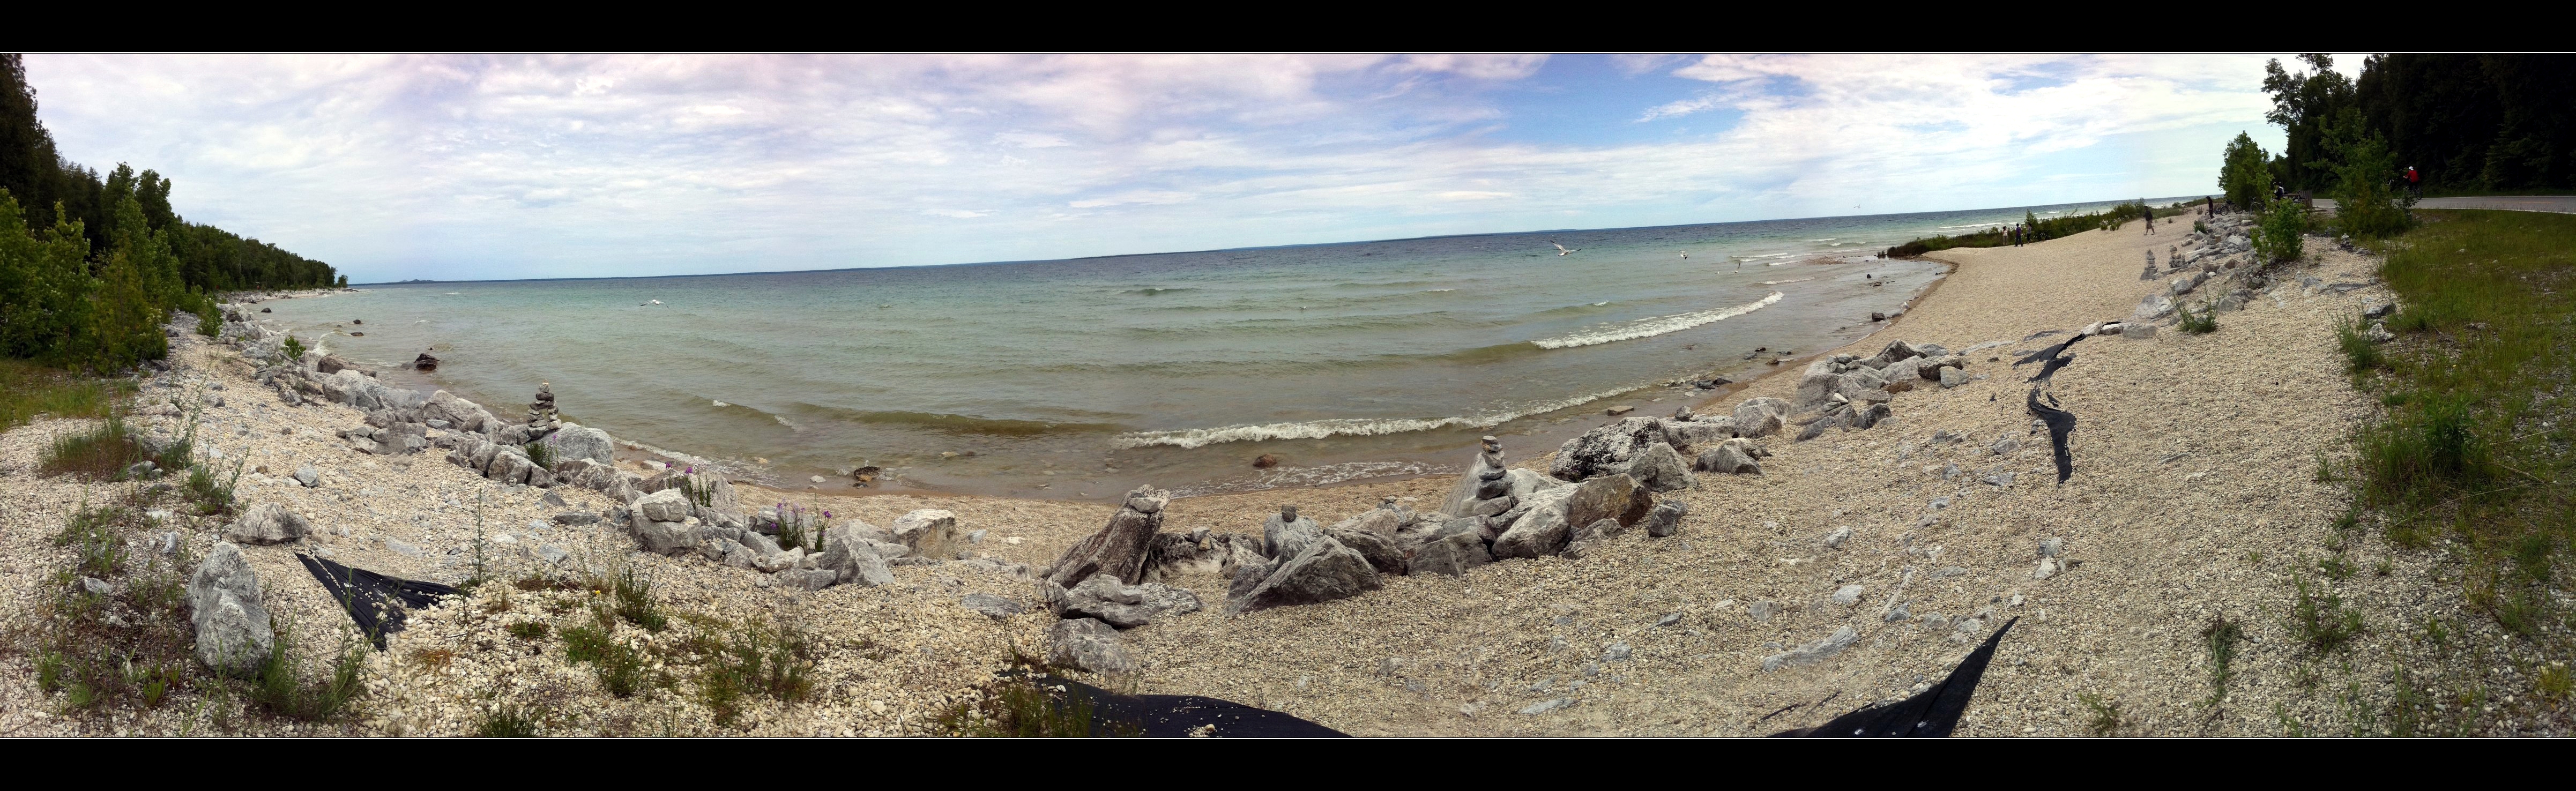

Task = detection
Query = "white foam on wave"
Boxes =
[1762,278,1815,285]
[1532,291,1783,350]
[1112,385,1636,449]
[1170,460,1439,497]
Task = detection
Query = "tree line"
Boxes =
[1,54,340,371]
[2252,54,2574,196]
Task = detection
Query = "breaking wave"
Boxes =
[1529,291,1782,350]
[1112,386,1634,449]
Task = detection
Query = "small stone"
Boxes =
[535,544,569,564]
[385,539,423,557]
[1602,643,1633,661]
[294,466,320,487]
[1520,698,1574,715]
[809,475,827,484]
[1253,453,1279,468]
[1655,612,1682,628]
[1831,585,1864,606]
[960,592,1025,617]
[1823,526,1851,548]
[1748,600,1781,622]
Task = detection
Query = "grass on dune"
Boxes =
[2351,207,2575,639]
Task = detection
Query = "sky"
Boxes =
[24,54,2343,282]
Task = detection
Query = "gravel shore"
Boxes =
[5,214,2500,736]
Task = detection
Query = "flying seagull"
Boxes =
[1550,242,1577,256]
[1679,250,1689,259]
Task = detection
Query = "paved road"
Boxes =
[2312,195,2576,213]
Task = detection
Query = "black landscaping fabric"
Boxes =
[2027,351,2078,384]
[295,554,460,650]
[2012,331,2086,369]
[1776,617,2017,737]
[2026,388,2079,483]
[1046,676,1348,737]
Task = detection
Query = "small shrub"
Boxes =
[2538,665,2573,703]
[698,620,816,728]
[281,335,304,364]
[523,441,554,472]
[2289,573,2363,653]
[247,623,367,722]
[195,305,221,337]
[507,621,549,639]
[2252,197,2306,264]
[2193,220,2209,234]
[2202,617,2244,705]
[2177,305,2217,334]
[2320,555,2356,580]
[2358,393,2490,505]
[611,566,667,632]
[2078,692,2123,736]
[2337,317,2385,376]
[474,703,545,737]
[562,618,647,698]
[40,414,151,480]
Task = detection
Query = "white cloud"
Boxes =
[19,54,2285,281]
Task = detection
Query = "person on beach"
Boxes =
[2142,203,2155,235]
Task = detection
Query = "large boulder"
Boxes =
[1227,536,1382,615]
[1664,419,1738,452]
[188,543,274,678]
[1492,505,1569,559]
[1045,617,1138,673]
[632,488,691,523]
[541,424,616,466]
[1049,573,1203,628]
[1041,486,1168,587]
[1322,524,1406,575]
[816,525,897,586]
[628,489,702,555]
[1263,509,1324,561]
[892,509,965,561]
[1408,530,1492,576]
[1145,530,1265,581]
[1562,473,1651,534]
[223,502,310,545]
[1732,398,1791,439]
[1626,442,1695,493]
[1694,439,1766,474]
[1548,417,1670,482]
[1867,340,1931,367]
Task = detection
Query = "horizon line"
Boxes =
[355,193,2215,286]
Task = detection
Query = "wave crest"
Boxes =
[1529,292,1781,350]
[1112,386,1632,449]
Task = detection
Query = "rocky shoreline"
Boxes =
[6,210,2484,736]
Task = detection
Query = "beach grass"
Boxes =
[2352,207,2574,645]
[1,357,126,431]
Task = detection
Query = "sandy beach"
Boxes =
[4,211,2508,737]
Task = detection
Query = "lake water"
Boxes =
[265,197,2183,499]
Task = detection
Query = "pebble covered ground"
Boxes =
[3,214,2557,736]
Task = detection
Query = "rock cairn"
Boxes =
[2139,249,2157,280]
[526,382,561,439]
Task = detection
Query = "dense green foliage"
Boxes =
[1,54,336,372]
[2218,132,2275,210]
[2250,197,2306,264]
[1882,202,2180,258]
[2265,53,2576,195]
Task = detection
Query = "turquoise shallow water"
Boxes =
[266,197,2184,499]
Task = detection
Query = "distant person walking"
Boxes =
[2141,203,2155,235]
[2405,165,2421,198]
